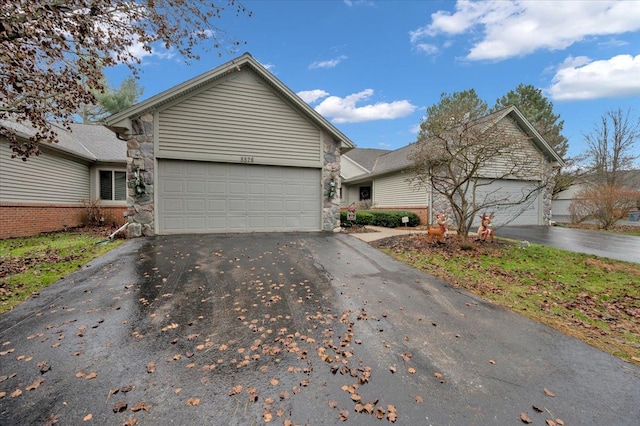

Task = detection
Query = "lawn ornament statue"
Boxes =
[476,213,495,242]
[426,213,448,244]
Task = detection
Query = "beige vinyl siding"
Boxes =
[341,185,360,208]
[341,157,368,180]
[0,141,90,204]
[480,118,544,180]
[158,68,322,168]
[373,173,427,207]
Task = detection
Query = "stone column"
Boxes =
[125,114,155,238]
[322,133,342,232]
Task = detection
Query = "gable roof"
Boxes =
[344,105,565,183]
[105,52,355,150]
[478,106,565,165]
[0,120,125,163]
[343,148,391,172]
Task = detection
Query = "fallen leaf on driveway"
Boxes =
[408,367,416,374]
[75,371,86,378]
[82,413,92,422]
[387,404,397,423]
[26,378,45,391]
[85,372,97,380]
[228,385,243,396]
[43,413,60,425]
[519,412,532,423]
[186,397,200,406]
[37,360,51,373]
[130,401,151,412]
[113,401,128,413]
[415,395,424,403]
[532,405,543,412]
[544,388,555,397]
[389,365,396,373]
[338,408,349,421]
[123,418,137,426]
[146,362,155,374]
[328,399,338,408]
[545,420,557,426]
[10,389,22,398]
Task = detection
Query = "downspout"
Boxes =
[95,222,129,245]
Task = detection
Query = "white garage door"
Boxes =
[157,160,321,233]
[475,179,541,226]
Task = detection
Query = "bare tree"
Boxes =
[569,108,640,228]
[1,0,250,159]
[569,185,639,229]
[583,108,640,187]
[408,91,549,238]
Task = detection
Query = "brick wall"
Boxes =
[0,203,127,239]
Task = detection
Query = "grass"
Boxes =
[379,238,640,366]
[0,231,123,314]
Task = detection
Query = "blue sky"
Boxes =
[106,0,640,159]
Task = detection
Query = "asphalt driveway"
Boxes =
[1,233,638,425]
[497,225,640,263]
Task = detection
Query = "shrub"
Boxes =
[569,185,640,229]
[340,210,419,228]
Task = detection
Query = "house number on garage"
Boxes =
[240,156,254,163]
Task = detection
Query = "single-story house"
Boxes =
[104,52,355,237]
[341,106,565,227]
[553,169,640,219]
[0,122,127,239]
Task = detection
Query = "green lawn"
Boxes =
[0,232,123,314]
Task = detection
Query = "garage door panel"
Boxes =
[186,217,206,230]
[186,199,206,212]
[162,198,184,212]
[228,199,246,212]
[268,184,284,196]
[186,180,205,193]
[475,179,541,226]
[158,160,321,233]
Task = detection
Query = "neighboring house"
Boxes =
[0,122,127,239]
[342,106,565,227]
[553,169,640,218]
[104,52,355,237]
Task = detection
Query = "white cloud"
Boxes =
[415,43,439,55]
[261,62,275,71]
[411,0,640,61]
[548,54,640,100]
[297,89,329,103]
[309,55,348,69]
[312,89,416,123]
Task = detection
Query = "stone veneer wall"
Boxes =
[322,132,343,232]
[124,116,344,236]
[125,114,155,238]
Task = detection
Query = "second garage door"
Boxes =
[475,179,542,226]
[157,160,322,234]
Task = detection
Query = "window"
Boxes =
[99,170,126,201]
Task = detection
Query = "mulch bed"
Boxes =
[340,225,380,234]
[369,233,511,257]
